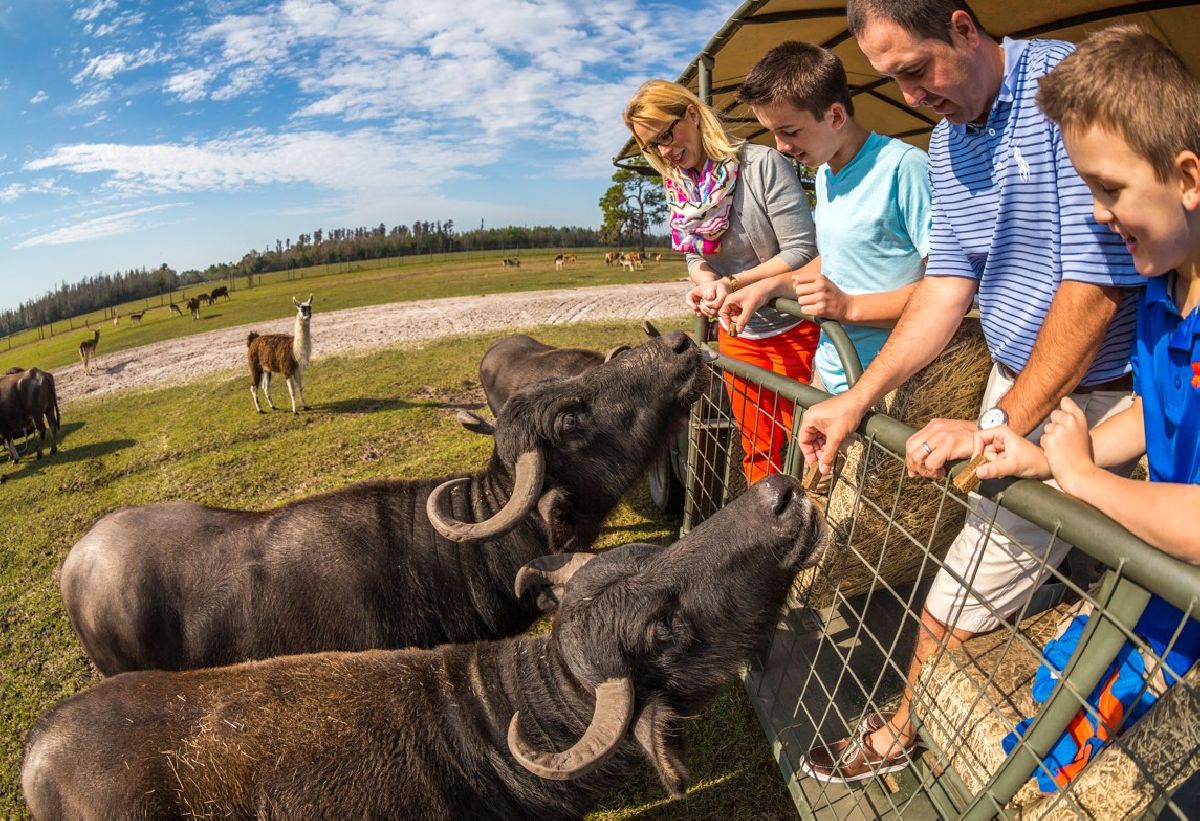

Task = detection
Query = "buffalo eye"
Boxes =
[561,412,578,432]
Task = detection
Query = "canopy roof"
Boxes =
[614,0,1200,168]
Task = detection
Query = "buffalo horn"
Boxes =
[603,344,631,362]
[426,450,544,542]
[508,677,634,779]
[514,552,596,599]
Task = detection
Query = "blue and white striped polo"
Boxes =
[926,37,1142,384]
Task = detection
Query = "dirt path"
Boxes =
[53,281,692,404]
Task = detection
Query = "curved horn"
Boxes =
[514,552,597,599]
[456,409,494,436]
[603,344,631,362]
[426,450,545,542]
[642,320,661,338]
[508,677,634,780]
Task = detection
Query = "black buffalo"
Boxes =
[59,332,701,675]
[23,474,824,820]
[0,367,60,463]
[479,334,632,416]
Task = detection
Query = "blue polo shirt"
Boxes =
[1134,273,1200,484]
[926,38,1142,385]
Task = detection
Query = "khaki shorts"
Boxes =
[923,364,1136,634]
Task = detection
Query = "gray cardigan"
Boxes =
[685,142,817,339]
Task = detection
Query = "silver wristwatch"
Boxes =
[978,407,1009,430]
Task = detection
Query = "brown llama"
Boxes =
[168,303,183,316]
[78,330,100,370]
[210,285,230,301]
[186,296,202,320]
[128,311,145,324]
[246,295,313,414]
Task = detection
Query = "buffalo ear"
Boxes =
[633,699,690,799]
[537,488,578,553]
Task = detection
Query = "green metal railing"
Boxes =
[683,301,1200,819]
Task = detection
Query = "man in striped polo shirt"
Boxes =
[798,0,1143,784]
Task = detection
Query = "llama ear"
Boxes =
[293,297,301,308]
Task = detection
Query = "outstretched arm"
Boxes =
[798,274,974,474]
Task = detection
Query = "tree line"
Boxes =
[1,221,670,338]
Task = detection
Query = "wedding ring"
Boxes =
[920,440,933,456]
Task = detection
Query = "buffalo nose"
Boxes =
[665,330,693,354]
[760,474,798,516]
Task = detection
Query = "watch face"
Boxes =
[979,408,1008,430]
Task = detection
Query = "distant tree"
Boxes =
[599,168,667,255]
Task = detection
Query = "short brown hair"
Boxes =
[1037,25,1200,182]
[846,0,988,44]
[738,41,854,119]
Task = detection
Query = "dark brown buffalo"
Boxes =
[23,475,824,820]
[0,368,59,462]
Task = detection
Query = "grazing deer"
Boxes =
[78,330,100,370]
[186,296,202,320]
[565,253,577,264]
[128,311,145,325]
[502,258,521,269]
[604,252,617,267]
[246,295,314,414]
[168,303,183,316]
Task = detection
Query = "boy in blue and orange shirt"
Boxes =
[974,24,1200,790]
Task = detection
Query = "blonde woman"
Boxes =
[624,80,819,484]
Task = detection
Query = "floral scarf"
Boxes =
[663,157,739,256]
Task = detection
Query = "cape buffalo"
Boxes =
[479,334,632,415]
[23,474,824,820]
[0,367,59,462]
[60,331,702,675]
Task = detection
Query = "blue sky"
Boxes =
[0,0,731,311]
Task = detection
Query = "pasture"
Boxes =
[0,315,794,818]
[0,249,682,374]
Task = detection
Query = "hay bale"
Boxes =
[796,318,993,608]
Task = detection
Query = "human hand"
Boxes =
[685,279,731,318]
[1041,397,1098,496]
[792,269,849,321]
[906,418,978,479]
[798,392,869,476]
[718,281,769,335]
[973,427,1051,480]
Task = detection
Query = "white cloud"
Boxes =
[165,67,215,103]
[0,179,69,203]
[15,204,182,249]
[73,45,166,84]
[30,90,48,104]
[181,0,730,161]
[73,0,117,24]
[25,129,499,195]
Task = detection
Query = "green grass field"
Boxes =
[0,248,684,374]
[0,301,794,818]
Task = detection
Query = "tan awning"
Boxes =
[614,0,1200,167]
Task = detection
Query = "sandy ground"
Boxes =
[51,281,692,405]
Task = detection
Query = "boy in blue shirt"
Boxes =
[974,25,1200,787]
[720,40,932,396]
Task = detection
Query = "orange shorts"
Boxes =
[718,321,819,485]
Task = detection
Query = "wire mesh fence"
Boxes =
[681,312,1200,819]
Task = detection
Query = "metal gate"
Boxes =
[681,305,1200,819]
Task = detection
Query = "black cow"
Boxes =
[479,334,632,416]
[59,332,701,675]
[22,475,825,820]
[0,367,59,462]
